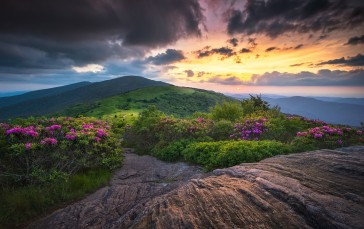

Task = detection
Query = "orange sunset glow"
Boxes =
[0,0,363,97]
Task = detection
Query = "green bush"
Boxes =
[0,117,122,188]
[151,139,194,162]
[151,136,213,162]
[209,120,234,140]
[210,100,243,122]
[182,140,292,171]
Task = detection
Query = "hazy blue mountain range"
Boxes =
[264,96,364,127]
[0,82,91,109]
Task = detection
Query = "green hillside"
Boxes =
[63,86,235,118]
[0,76,169,120]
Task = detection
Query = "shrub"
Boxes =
[209,120,234,140]
[210,100,243,122]
[182,140,292,171]
[241,94,270,115]
[231,118,268,140]
[291,125,363,152]
[0,117,122,188]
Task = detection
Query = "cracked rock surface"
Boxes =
[31,147,364,229]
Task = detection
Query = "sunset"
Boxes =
[1,1,364,228]
[1,0,363,96]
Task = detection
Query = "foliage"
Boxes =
[151,139,195,162]
[0,168,112,228]
[241,94,270,115]
[231,118,268,140]
[0,117,122,188]
[182,140,292,171]
[209,120,234,140]
[209,100,244,122]
[291,125,363,152]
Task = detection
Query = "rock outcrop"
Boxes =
[31,147,364,229]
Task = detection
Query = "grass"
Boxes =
[0,168,112,228]
[63,86,234,118]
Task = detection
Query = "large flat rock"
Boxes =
[31,147,364,229]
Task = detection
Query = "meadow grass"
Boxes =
[0,168,112,228]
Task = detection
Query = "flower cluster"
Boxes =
[296,125,363,146]
[2,117,112,151]
[231,118,268,140]
[5,126,39,137]
[40,137,58,145]
[65,128,76,140]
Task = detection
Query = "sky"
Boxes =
[1,0,364,97]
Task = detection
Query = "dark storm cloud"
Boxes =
[265,47,279,52]
[146,49,185,65]
[227,38,239,47]
[0,0,204,78]
[195,46,236,58]
[0,0,203,46]
[240,48,252,53]
[345,35,364,45]
[184,70,195,77]
[318,54,364,66]
[226,0,364,38]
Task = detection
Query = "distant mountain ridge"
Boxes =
[264,96,364,126]
[0,81,92,109]
[0,76,169,120]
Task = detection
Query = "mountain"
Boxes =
[0,76,169,120]
[265,96,364,126]
[0,91,29,98]
[63,86,235,118]
[227,93,287,99]
[0,82,91,109]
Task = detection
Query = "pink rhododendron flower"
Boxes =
[40,137,57,145]
[25,142,32,150]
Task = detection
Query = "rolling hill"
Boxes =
[62,86,235,118]
[265,96,364,126]
[0,81,92,109]
[0,76,169,120]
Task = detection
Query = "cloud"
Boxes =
[206,75,246,85]
[345,35,364,45]
[0,0,204,78]
[0,0,203,47]
[203,69,364,86]
[265,47,280,52]
[195,46,236,58]
[227,38,239,47]
[197,71,206,77]
[318,54,364,66]
[294,44,304,50]
[290,63,305,67]
[240,48,252,53]
[146,49,185,65]
[247,38,258,49]
[184,70,195,77]
[72,64,104,73]
[226,0,364,38]
[250,69,364,86]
